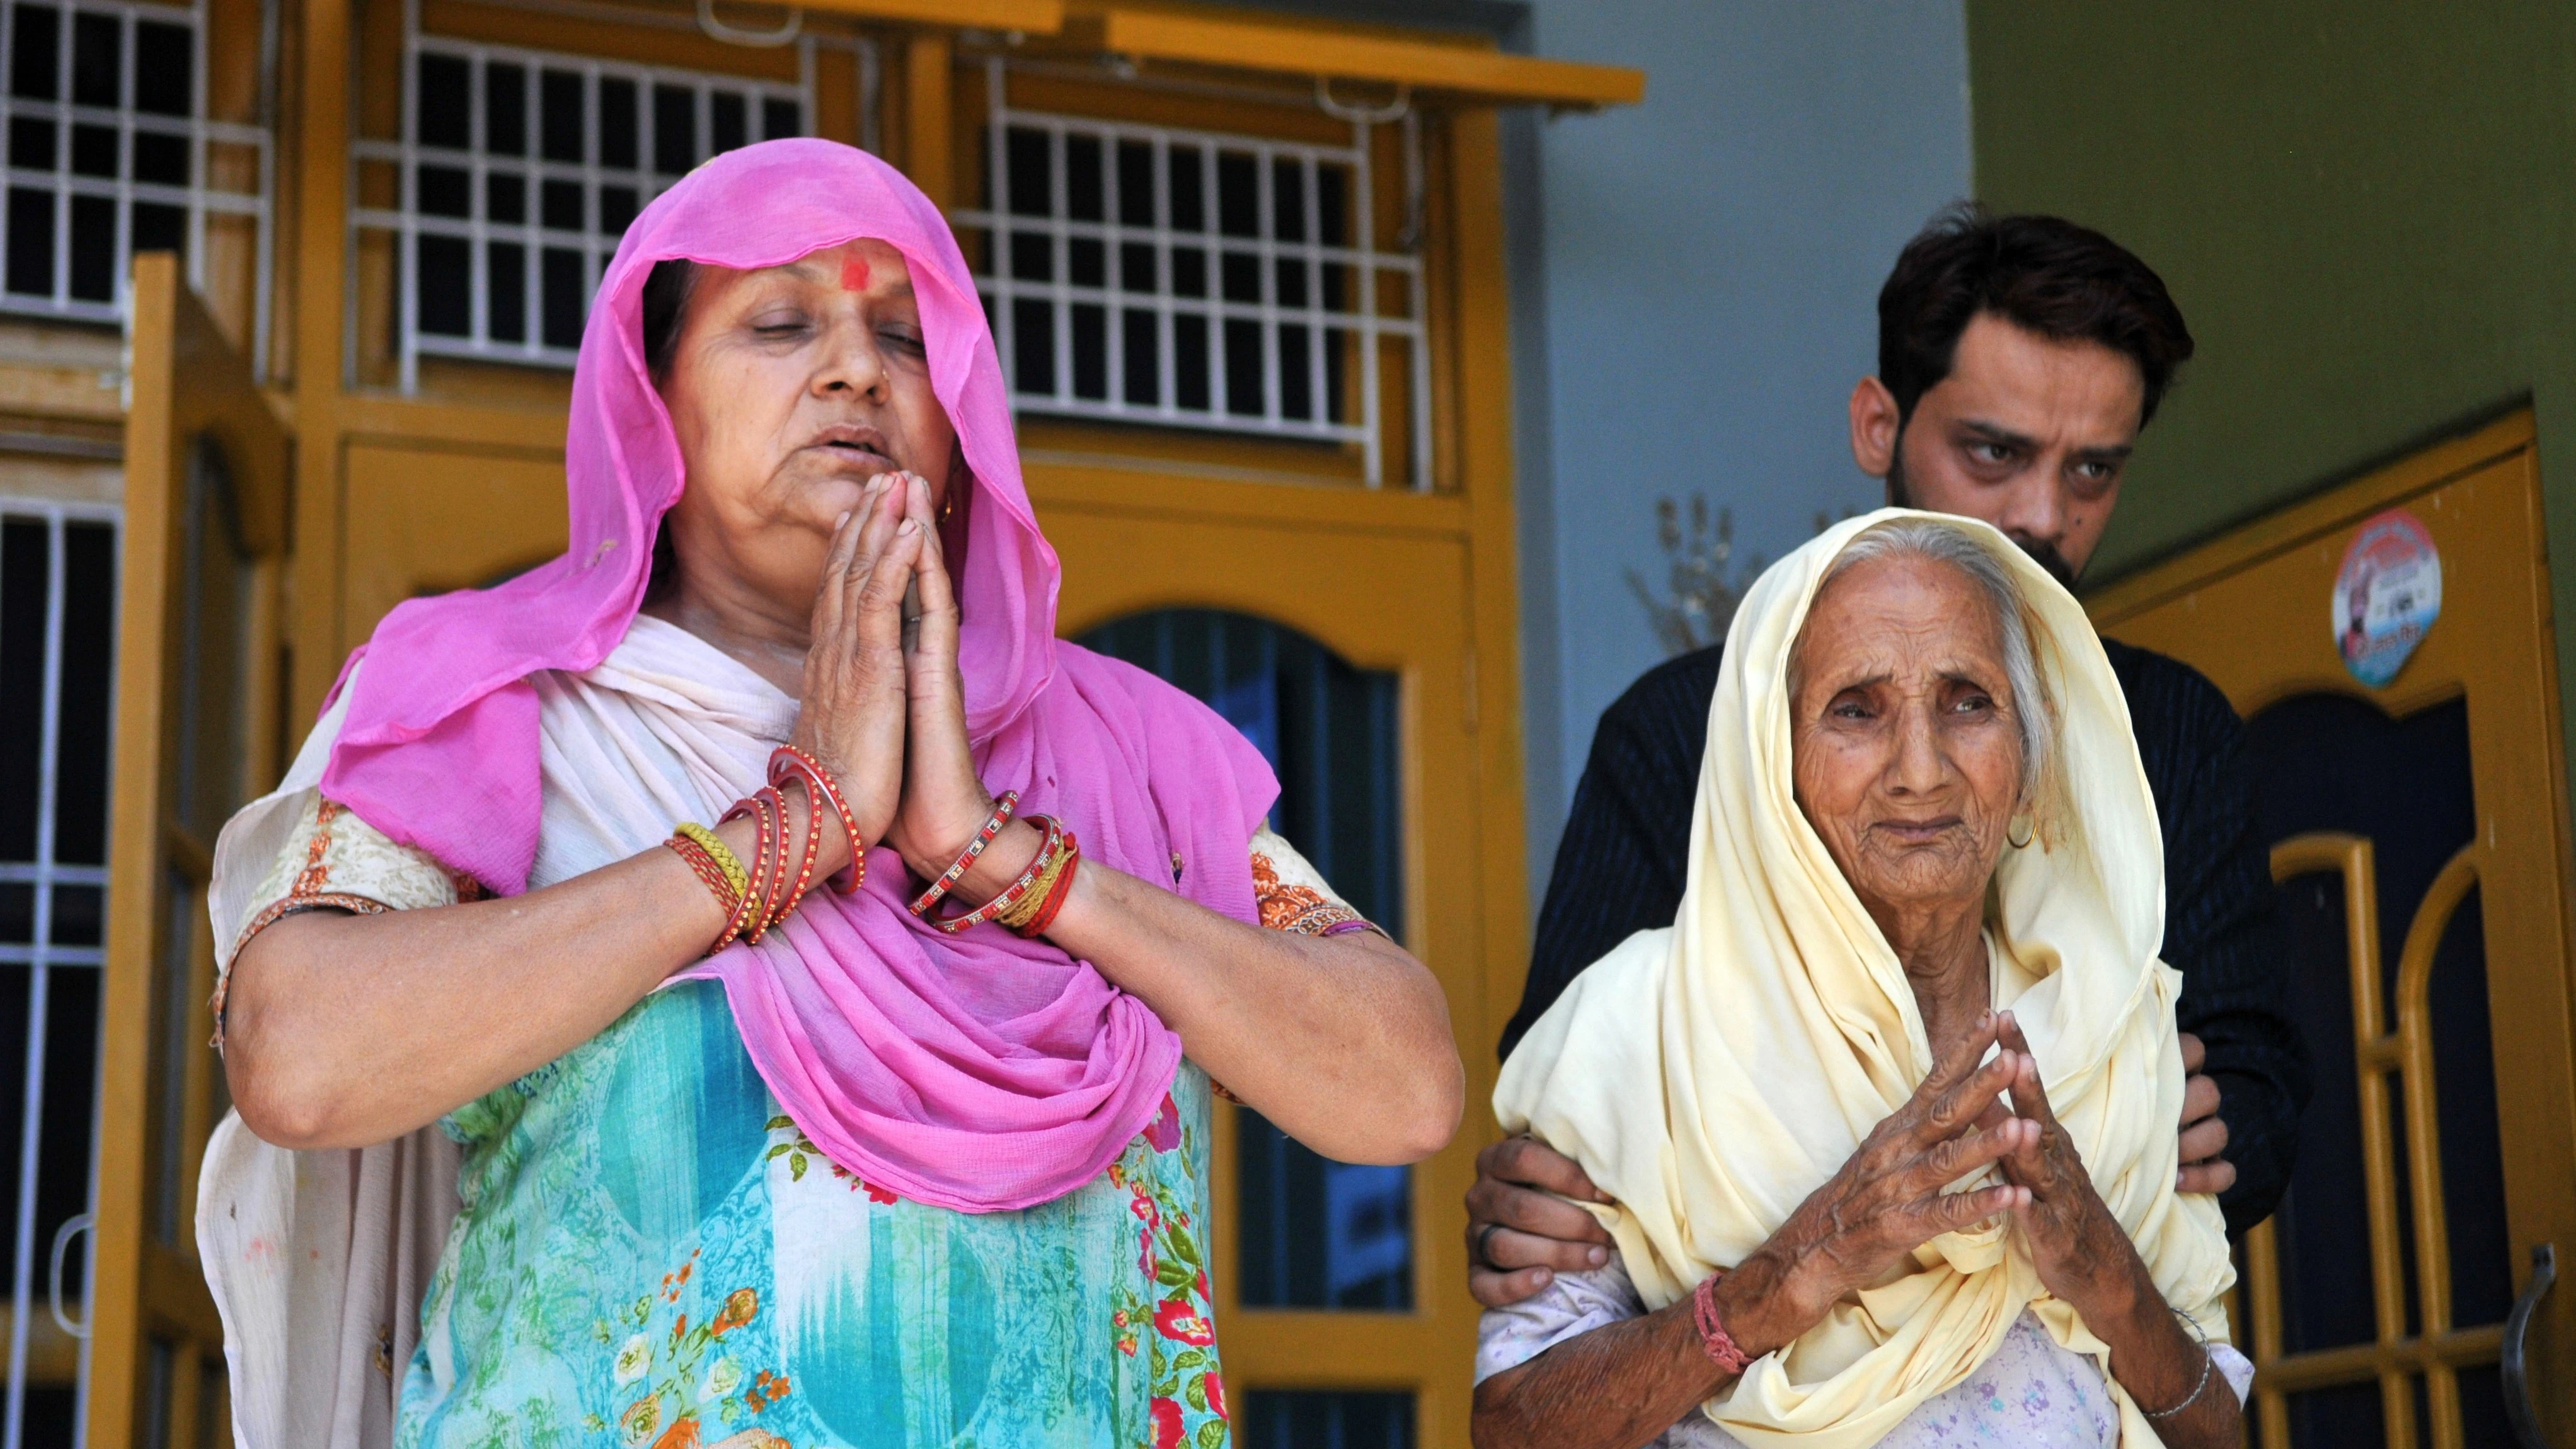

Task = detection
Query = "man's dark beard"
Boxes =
[1887,453,2081,590]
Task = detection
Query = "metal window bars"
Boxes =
[351,0,822,391]
[0,0,270,364]
[954,58,1433,490]
[0,498,118,1449]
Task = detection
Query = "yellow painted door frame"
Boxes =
[95,253,293,1448]
[2088,410,2576,1446]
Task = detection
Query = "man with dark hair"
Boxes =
[1467,207,2311,1309]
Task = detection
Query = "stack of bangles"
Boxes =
[664,745,866,956]
[907,790,1084,939]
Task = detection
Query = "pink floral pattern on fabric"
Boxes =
[1109,1093,1230,1449]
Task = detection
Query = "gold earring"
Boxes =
[2008,812,2034,850]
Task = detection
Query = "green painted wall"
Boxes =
[1970,1,2576,784]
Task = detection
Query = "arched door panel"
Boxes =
[1047,497,1486,1449]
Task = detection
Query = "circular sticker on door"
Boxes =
[2332,508,2442,687]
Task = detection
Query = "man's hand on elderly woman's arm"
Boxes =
[2175,1033,2236,1196]
[1467,1138,1616,1308]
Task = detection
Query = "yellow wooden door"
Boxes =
[2088,411,2575,1448]
[1048,481,1492,1447]
[93,253,291,1448]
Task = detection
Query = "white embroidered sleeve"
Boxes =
[1248,827,1386,939]
[211,793,470,1049]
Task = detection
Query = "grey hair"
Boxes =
[1815,518,2064,842]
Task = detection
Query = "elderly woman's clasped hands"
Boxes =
[1708,1011,2119,1366]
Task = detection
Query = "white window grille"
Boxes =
[352,0,823,389]
[0,498,118,1447]
[0,0,270,358]
[955,59,1432,490]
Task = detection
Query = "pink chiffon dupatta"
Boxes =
[314,140,1277,1212]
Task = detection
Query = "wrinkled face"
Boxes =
[1789,553,2027,931]
[1888,314,2145,587]
[656,238,957,621]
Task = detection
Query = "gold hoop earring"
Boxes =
[2007,813,2034,850]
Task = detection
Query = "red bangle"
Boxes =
[1015,842,1079,939]
[708,801,765,953]
[778,783,822,931]
[1693,1273,1753,1376]
[911,791,1019,917]
[934,815,1066,934]
[722,788,787,943]
[771,746,865,894]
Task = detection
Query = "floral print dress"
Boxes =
[227,789,1371,1449]
[398,980,1231,1449]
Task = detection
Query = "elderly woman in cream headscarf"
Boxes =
[1478,512,2253,1448]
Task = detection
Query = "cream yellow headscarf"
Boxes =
[1495,509,2234,1446]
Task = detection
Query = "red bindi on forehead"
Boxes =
[839,255,870,292]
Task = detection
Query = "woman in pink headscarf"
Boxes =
[194,139,1461,1449]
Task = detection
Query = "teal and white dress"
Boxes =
[198,620,1379,1449]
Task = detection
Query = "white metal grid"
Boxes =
[0,497,117,1449]
[955,58,1432,490]
[352,0,820,389]
[0,0,270,365]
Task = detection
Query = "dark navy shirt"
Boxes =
[1505,637,2311,1232]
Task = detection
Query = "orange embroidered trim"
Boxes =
[212,798,415,1051]
[1251,851,1372,937]
[289,797,343,896]
[211,893,392,1050]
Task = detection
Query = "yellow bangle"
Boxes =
[997,847,1070,932]
[676,822,749,901]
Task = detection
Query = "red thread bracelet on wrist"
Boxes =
[1693,1273,1754,1376]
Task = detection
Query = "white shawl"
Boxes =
[197,616,796,1447]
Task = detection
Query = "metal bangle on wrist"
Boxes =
[2138,1310,2218,1421]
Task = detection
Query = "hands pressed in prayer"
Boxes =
[863,469,998,881]
[1984,1012,2246,1447]
[1705,1011,2035,1360]
[1471,1014,2041,1449]
[1984,1013,2138,1314]
[1466,1028,2236,1310]
[786,470,919,871]
[808,471,1461,1166]
[785,465,1008,890]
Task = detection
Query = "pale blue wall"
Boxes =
[1510,1,1974,896]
